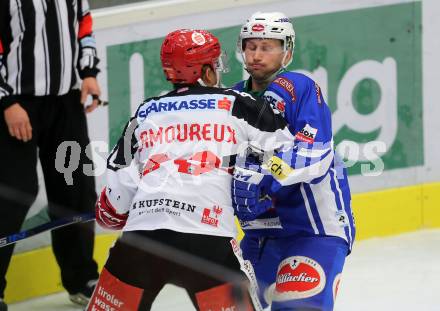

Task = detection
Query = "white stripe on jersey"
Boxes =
[8,0,25,94]
[72,1,81,91]
[309,172,348,243]
[300,184,319,234]
[296,145,330,159]
[54,0,73,94]
[239,217,283,230]
[33,0,49,95]
[331,167,353,245]
[0,59,7,96]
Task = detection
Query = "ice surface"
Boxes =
[9,229,440,311]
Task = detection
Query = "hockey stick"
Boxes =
[0,212,95,248]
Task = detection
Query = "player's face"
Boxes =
[243,39,285,81]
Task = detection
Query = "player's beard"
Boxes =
[247,65,281,85]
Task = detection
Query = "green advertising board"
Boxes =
[107,2,422,175]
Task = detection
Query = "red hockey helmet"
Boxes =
[160,29,223,84]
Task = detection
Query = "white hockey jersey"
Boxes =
[104,85,294,238]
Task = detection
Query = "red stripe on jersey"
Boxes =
[0,39,4,54]
[78,13,93,39]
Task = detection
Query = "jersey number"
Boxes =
[142,151,222,176]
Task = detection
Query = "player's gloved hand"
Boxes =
[232,165,273,221]
[95,188,128,230]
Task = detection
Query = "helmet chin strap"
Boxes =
[281,51,293,69]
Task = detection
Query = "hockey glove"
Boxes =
[95,188,128,230]
[232,165,273,221]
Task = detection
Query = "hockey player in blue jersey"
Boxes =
[231,12,356,311]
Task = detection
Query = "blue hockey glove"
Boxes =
[232,165,273,221]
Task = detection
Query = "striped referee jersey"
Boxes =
[0,0,99,108]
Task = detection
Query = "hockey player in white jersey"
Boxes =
[232,12,356,311]
[86,29,299,311]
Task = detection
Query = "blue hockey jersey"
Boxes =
[234,71,355,250]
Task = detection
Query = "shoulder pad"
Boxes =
[272,75,297,102]
[268,71,319,103]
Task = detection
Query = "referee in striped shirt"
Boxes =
[0,1,101,309]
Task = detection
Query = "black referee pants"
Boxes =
[0,90,98,297]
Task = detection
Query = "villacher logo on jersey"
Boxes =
[273,256,326,301]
